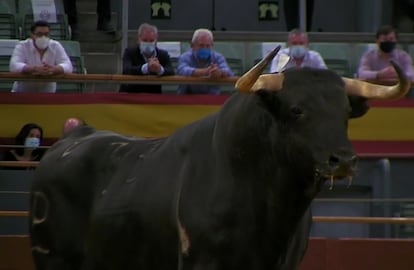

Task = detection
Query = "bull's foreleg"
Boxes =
[277,208,312,270]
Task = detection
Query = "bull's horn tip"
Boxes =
[269,46,281,57]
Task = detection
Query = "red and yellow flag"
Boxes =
[1,93,414,156]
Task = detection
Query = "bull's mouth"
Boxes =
[314,165,356,190]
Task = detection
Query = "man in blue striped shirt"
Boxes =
[177,29,234,95]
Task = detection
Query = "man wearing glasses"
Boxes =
[9,20,73,93]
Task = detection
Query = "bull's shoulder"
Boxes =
[45,127,159,161]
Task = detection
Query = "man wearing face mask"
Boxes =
[358,25,414,81]
[270,29,327,73]
[9,20,73,93]
[119,23,175,93]
[177,28,234,95]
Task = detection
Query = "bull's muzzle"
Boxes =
[314,151,358,184]
[326,153,358,179]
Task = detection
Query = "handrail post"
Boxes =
[299,0,307,31]
[121,0,129,63]
[378,158,392,237]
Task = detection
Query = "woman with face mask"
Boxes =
[270,29,327,73]
[3,123,45,165]
[358,25,414,82]
[9,20,73,93]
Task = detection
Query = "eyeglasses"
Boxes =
[33,32,50,37]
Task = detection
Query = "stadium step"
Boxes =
[77,11,118,33]
[73,0,122,92]
[76,0,97,12]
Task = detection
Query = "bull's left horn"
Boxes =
[235,46,281,93]
[343,61,411,100]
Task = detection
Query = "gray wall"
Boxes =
[120,0,391,32]
[311,158,414,238]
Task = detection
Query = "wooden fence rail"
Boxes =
[0,72,410,85]
[2,210,414,224]
[0,73,239,85]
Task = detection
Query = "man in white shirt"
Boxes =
[9,20,73,93]
[270,29,327,73]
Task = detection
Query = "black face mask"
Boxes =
[379,41,396,53]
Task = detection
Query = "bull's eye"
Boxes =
[290,106,304,119]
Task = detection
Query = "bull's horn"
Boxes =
[343,61,411,100]
[235,46,282,93]
[249,73,285,92]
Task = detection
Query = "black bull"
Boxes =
[29,67,405,270]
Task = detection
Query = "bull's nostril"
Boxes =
[328,155,340,167]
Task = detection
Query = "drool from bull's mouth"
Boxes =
[315,168,355,190]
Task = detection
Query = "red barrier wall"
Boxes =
[301,237,414,270]
[1,236,414,270]
[0,236,34,270]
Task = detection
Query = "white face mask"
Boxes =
[35,36,50,50]
[139,42,156,55]
[24,137,40,150]
[290,45,307,59]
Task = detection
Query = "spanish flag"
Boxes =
[1,93,414,156]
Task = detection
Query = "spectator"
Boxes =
[177,28,234,95]
[270,29,327,73]
[357,25,414,81]
[3,123,45,162]
[63,0,114,38]
[119,23,174,94]
[9,20,73,93]
[62,117,86,135]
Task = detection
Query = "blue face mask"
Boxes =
[290,45,307,59]
[197,48,211,60]
[140,42,156,55]
[24,137,40,150]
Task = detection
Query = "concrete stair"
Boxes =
[74,0,122,92]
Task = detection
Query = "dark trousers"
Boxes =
[63,0,111,26]
[63,0,78,26]
[284,0,315,31]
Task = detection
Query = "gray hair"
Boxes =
[191,28,213,43]
[287,28,307,39]
[138,23,158,37]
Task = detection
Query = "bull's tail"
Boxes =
[175,163,191,269]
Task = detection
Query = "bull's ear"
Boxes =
[348,95,370,118]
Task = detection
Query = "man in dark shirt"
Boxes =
[119,23,175,94]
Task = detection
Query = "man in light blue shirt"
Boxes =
[177,28,234,95]
[270,29,327,73]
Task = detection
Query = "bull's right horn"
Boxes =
[343,61,411,100]
[235,46,281,93]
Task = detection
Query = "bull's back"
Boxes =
[30,116,218,270]
[30,127,173,269]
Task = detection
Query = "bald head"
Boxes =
[63,118,85,135]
